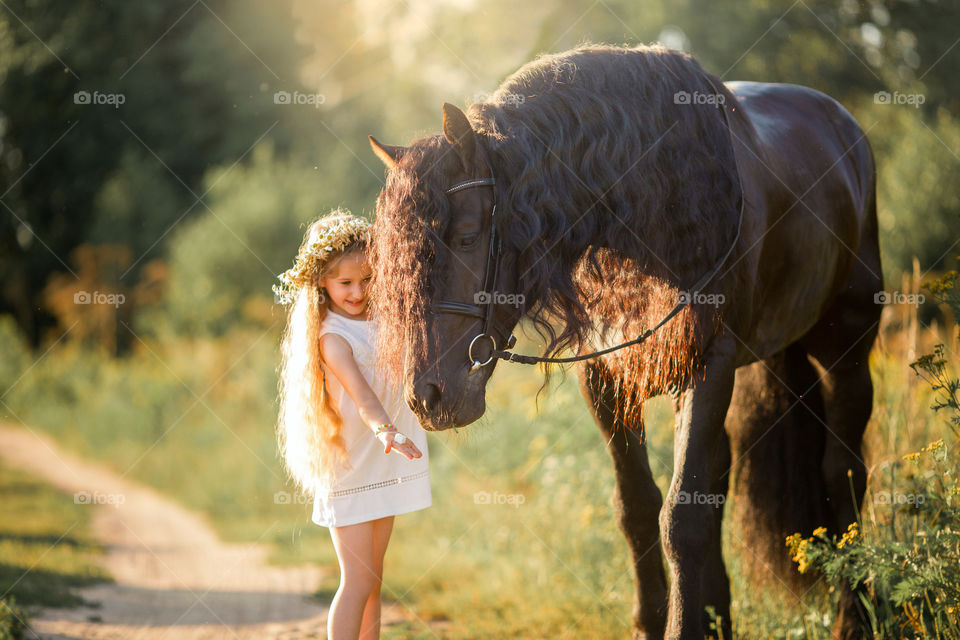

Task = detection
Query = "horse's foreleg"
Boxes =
[701,420,732,639]
[661,341,737,640]
[577,360,667,640]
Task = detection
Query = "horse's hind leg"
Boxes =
[801,317,877,540]
[800,236,883,639]
[577,359,667,640]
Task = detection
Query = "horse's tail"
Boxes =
[726,340,830,591]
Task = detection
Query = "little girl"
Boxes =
[274,209,431,640]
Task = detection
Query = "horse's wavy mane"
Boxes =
[371,42,745,424]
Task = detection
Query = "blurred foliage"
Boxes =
[0,0,325,345]
[0,597,27,640]
[863,102,960,286]
[157,142,373,337]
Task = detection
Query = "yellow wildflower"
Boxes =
[785,533,802,553]
[923,439,944,453]
[786,533,812,574]
[837,522,860,549]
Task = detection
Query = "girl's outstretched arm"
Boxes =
[319,333,423,460]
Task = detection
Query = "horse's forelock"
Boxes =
[370,137,462,387]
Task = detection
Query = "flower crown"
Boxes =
[272,216,372,305]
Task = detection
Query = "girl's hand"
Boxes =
[376,430,423,460]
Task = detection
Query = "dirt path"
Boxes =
[0,423,406,639]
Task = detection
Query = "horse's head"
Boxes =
[368,103,523,431]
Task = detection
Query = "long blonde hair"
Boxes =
[276,209,371,495]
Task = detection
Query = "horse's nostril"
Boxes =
[421,382,442,414]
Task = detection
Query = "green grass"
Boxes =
[0,459,112,637]
[0,310,957,638]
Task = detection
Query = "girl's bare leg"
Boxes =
[328,520,378,640]
[359,516,394,639]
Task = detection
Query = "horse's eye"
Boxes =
[460,234,480,248]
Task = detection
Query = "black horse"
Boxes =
[368,43,881,639]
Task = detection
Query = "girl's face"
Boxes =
[321,250,372,319]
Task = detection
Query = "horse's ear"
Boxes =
[442,102,476,174]
[368,135,406,169]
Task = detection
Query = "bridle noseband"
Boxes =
[435,174,517,374]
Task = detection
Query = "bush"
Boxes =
[0,597,28,640]
[866,102,960,283]
[159,142,366,338]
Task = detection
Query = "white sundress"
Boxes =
[312,310,432,528]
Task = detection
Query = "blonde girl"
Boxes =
[275,209,432,640]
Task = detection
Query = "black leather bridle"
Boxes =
[434,176,517,374]
[433,73,743,370]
